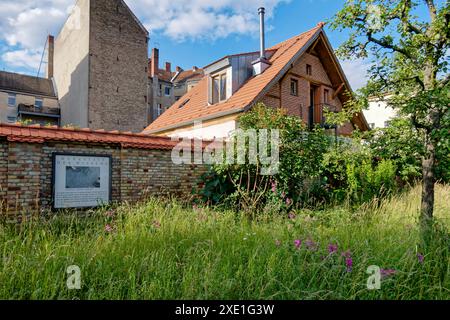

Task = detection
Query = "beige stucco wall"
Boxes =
[54,0,90,128]
[0,90,58,123]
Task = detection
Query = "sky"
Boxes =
[0,0,374,89]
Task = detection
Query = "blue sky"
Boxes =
[0,0,439,90]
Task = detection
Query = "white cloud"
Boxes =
[127,0,288,41]
[340,59,371,90]
[0,0,288,72]
[2,49,43,70]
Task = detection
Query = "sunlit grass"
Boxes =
[0,185,448,300]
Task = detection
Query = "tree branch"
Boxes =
[412,114,431,133]
[425,0,437,22]
[367,31,415,60]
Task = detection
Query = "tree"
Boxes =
[330,0,449,231]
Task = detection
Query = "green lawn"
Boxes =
[0,185,448,300]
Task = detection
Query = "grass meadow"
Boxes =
[0,185,448,300]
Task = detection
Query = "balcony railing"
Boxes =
[18,104,60,118]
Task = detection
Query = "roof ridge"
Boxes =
[268,23,323,51]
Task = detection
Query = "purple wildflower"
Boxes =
[417,253,424,264]
[345,257,353,272]
[294,239,302,249]
[105,224,113,233]
[288,212,296,220]
[305,239,318,251]
[328,243,338,254]
[286,198,293,206]
[380,269,397,279]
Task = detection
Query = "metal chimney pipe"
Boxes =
[258,7,266,60]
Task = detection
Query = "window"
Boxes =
[179,99,190,109]
[158,84,162,97]
[8,94,16,107]
[35,98,43,108]
[7,116,16,123]
[324,89,329,104]
[157,104,163,116]
[306,64,312,76]
[290,79,298,96]
[165,86,171,96]
[211,72,227,104]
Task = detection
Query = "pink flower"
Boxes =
[305,239,318,251]
[328,243,338,254]
[294,239,302,249]
[105,210,116,218]
[152,220,161,229]
[288,212,296,220]
[105,224,113,233]
[380,269,397,279]
[286,198,293,206]
[271,180,277,193]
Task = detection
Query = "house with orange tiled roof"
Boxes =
[143,11,369,139]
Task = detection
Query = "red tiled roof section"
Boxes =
[144,25,322,133]
[0,123,179,150]
[174,69,204,83]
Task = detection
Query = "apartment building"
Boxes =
[148,48,203,123]
[52,0,149,132]
[0,71,60,126]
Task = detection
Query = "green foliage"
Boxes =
[364,118,425,182]
[0,185,448,299]
[200,104,333,213]
[322,140,397,204]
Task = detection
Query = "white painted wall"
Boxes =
[54,0,90,128]
[168,120,237,140]
[364,98,398,129]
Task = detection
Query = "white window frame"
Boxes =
[7,116,17,123]
[211,71,227,104]
[157,104,163,116]
[35,98,43,108]
[8,93,16,107]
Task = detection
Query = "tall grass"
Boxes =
[0,185,448,300]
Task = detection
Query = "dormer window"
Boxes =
[211,72,227,104]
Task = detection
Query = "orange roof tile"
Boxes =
[144,24,323,134]
[0,123,181,150]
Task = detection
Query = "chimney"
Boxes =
[258,7,266,60]
[176,66,182,72]
[252,7,271,75]
[193,66,198,72]
[151,48,159,77]
[165,62,171,73]
[46,35,54,79]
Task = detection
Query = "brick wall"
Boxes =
[88,0,149,132]
[0,128,208,215]
[260,52,354,135]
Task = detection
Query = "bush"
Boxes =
[322,140,397,205]
[197,104,401,212]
